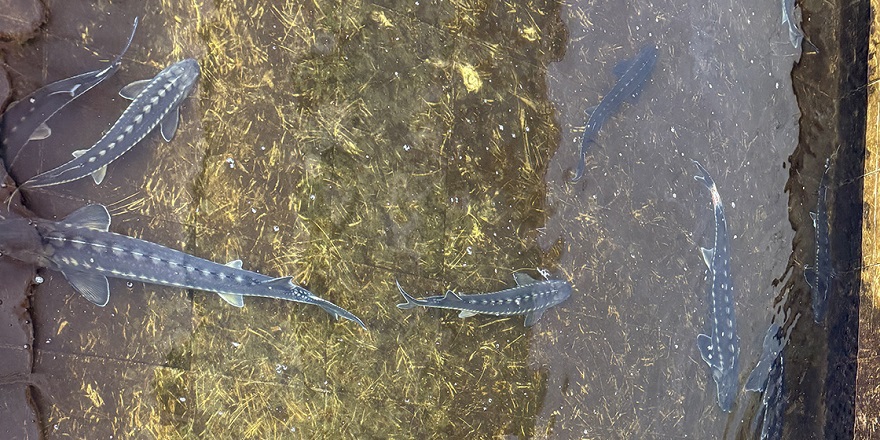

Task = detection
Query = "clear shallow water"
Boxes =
[0,0,846,438]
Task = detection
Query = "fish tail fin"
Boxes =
[570,151,589,182]
[304,293,367,330]
[395,279,423,310]
[804,37,819,55]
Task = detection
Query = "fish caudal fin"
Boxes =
[395,279,422,310]
[308,295,367,330]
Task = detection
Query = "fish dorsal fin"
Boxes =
[91,165,108,185]
[29,122,51,141]
[442,290,463,302]
[261,276,293,289]
[697,333,720,370]
[524,309,545,327]
[62,204,111,232]
[62,270,110,306]
[513,272,537,286]
[612,58,634,77]
[119,79,151,100]
[458,310,478,318]
[700,247,714,270]
[225,259,243,269]
[804,266,817,289]
[160,108,180,142]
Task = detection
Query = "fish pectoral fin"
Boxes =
[700,247,714,270]
[71,149,86,158]
[458,310,478,318]
[513,272,537,286]
[744,359,771,393]
[523,309,545,327]
[91,165,108,185]
[810,211,818,225]
[584,105,598,116]
[225,259,243,269]
[160,108,180,142]
[217,293,244,308]
[62,204,111,232]
[119,79,151,100]
[697,334,720,369]
[29,122,51,141]
[612,58,634,77]
[62,270,110,307]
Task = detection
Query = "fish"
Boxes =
[1,18,139,159]
[692,160,740,412]
[805,158,832,322]
[395,273,571,326]
[0,204,366,329]
[751,348,785,440]
[22,58,200,189]
[571,43,658,182]
[745,323,783,392]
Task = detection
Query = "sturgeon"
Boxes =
[22,58,200,188]
[396,273,571,326]
[571,43,658,182]
[1,18,138,157]
[0,204,365,329]
[805,158,832,322]
[693,160,739,412]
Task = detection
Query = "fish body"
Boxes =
[23,58,200,188]
[753,348,785,440]
[396,273,571,326]
[806,159,832,322]
[0,204,365,329]
[1,18,138,156]
[693,160,739,412]
[571,43,658,182]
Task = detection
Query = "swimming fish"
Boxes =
[396,273,571,326]
[0,204,366,329]
[1,18,138,157]
[571,43,658,182]
[693,160,740,412]
[22,58,200,188]
[805,158,832,322]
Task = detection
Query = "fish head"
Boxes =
[549,280,573,304]
[172,59,201,96]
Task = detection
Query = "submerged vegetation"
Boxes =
[39,0,567,437]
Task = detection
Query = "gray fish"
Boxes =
[0,204,366,329]
[396,273,571,326]
[745,323,783,392]
[571,43,658,182]
[805,159,832,322]
[693,160,739,412]
[750,345,785,440]
[1,18,138,156]
[22,58,200,188]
